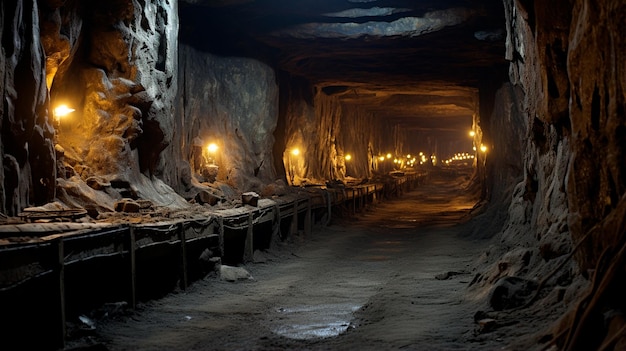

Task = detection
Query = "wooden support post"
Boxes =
[352,189,357,214]
[218,216,225,257]
[53,238,66,349]
[359,188,364,211]
[304,198,312,237]
[291,202,298,236]
[270,205,281,250]
[178,222,188,290]
[244,213,254,262]
[128,227,137,309]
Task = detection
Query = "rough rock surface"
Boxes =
[470,1,626,349]
[170,45,278,193]
[0,0,55,215]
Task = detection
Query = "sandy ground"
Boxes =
[90,170,520,351]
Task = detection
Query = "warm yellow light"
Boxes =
[386,153,392,159]
[469,130,476,137]
[291,148,300,156]
[345,154,352,161]
[419,152,424,156]
[378,156,385,161]
[406,154,411,159]
[480,144,488,153]
[207,143,218,153]
[54,105,75,119]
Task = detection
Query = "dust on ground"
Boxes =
[85,169,546,351]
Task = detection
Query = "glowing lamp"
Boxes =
[480,144,488,153]
[54,105,75,121]
[291,148,300,156]
[207,143,218,153]
[469,130,476,137]
[386,153,392,159]
[378,156,385,161]
[345,154,352,161]
[406,154,411,158]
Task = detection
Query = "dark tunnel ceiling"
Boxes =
[180,0,508,137]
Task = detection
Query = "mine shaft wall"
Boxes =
[0,0,55,215]
[495,0,626,273]
[169,45,279,195]
[1,0,184,215]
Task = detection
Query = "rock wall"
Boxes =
[473,0,626,348]
[42,0,186,211]
[491,0,626,280]
[283,87,343,185]
[171,45,279,194]
[0,0,184,215]
[0,0,55,215]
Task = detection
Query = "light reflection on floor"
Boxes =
[271,303,362,340]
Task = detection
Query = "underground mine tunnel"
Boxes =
[0,0,625,350]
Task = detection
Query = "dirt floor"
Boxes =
[83,170,545,351]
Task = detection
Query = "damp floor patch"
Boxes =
[270,303,362,340]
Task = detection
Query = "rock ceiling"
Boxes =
[180,0,508,138]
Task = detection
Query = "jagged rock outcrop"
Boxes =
[472,1,626,349]
[0,0,185,214]
[0,0,56,216]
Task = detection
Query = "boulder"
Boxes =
[242,192,260,206]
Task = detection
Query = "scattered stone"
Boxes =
[86,176,111,190]
[489,276,538,311]
[85,205,99,219]
[135,199,154,210]
[199,249,221,272]
[199,248,214,262]
[473,310,491,322]
[114,199,141,213]
[242,192,260,206]
[476,318,497,333]
[435,271,469,280]
[218,264,253,282]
